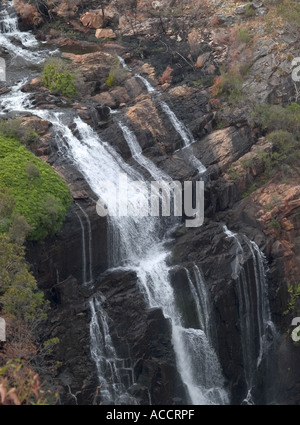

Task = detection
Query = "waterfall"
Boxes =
[118,121,170,181]
[1,3,228,405]
[89,295,137,405]
[0,1,44,63]
[223,225,245,280]
[223,226,277,403]
[75,210,87,285]
[135,74,156,93]
[74,203,93,285]
[0,78,32,115]
[193,265,213,342]
[37,112,228,404]
[76,203,93,285]
[135,74,206,174]
[183,266,227,403]
[159,100,194,147]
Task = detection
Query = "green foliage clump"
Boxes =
[42,58,78,98]
[0,234,47,324]
[26,162,41,180]
[245,4,255,17]
[274,0,300,28]
[283,282,300,315]
[242,182,258,198]
[267,130,296,153]
[227,164,241,180]
[106,73,115,88]
[237,28,252,44]
[253,103,300,134]
[251,104,300,177]
[105,60,128,88]
[0,118,39,146]
[242,103,300,198]
[213,70,244,105]
[269,218,280,229]
[0,135,72,240]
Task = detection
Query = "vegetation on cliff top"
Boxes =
[0,130,70,404]
[42,58,81,98]
[0,135,72,241]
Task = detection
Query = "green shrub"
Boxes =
[253,103,300,134]
[0,135,72,240]
[213,70,244,105]
[283,282,300,315]
[242,182,258,198]
[106,73,115,88]
[0,118,39,145]
[275,0,300,28]
[26,161,41,180]
[8,214,31,245]
[106,60,128,88]
[267,130,296,154]
[245,4,255,17]
[42,58,78,98]
[237,28,252,44]
[227,164,241,180]
[270,218,280,229]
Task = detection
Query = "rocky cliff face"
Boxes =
[11,0,300,405]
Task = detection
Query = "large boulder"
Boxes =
[80,10,107,29]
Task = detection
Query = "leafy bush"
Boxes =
[0,119,39,146]
[212,70,244,105]
[105,60,128,88]
[270,218,280,229]
[237,28,252,44]
[8,214,31,245]
[245,4,255,17]
[42,58,78,98]
[267,130,296,154]
[283,282,300,315]
[26,162,40,180]
[275,0,300,28]
[253,103,300,134]
[105,73,115,88]
[0,135,72,240]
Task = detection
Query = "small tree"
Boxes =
[42,58,78,98]
[8,214,31,245]
[38,194,62,236]
[26,162,40,180]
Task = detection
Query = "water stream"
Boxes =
[0,3,254,405]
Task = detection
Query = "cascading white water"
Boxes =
[134,73,156,93]
[89,295,137,405]
[76,203,93,285]
[223,226,277,403]
[159,100,193,147]
[134,74,206,174]
[75,210,88,285]
[74,203,93,285]
[193,265,213,342]
[34,110,227,404]
[1,5,228,405]
[118,121,171,181]
[116,123,228,404]
[0,1,44,63]
[223,225,245,280]
[244,238,277,368]
[0,78,32,115]
[183,266,228,404]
